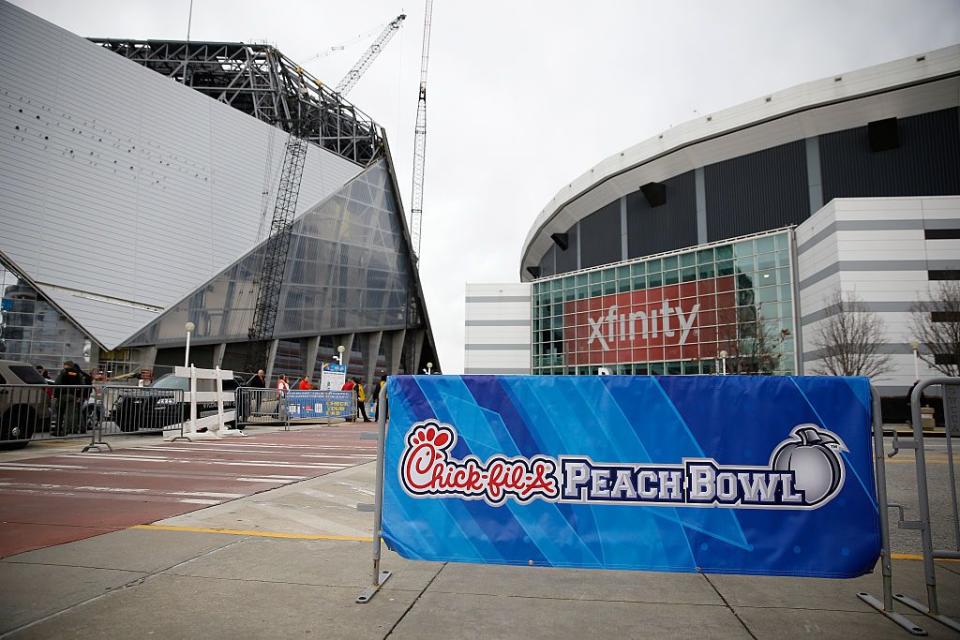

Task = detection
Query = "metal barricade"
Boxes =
[860,377,960,635]
[236,387,288,430]
[95,385,186,444]
[0,384,92,447]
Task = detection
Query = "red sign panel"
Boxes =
[563,276,737,366]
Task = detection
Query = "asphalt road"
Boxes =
[0,423,377,558]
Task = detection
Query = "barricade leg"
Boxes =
[356,388,391,604]
[889,378,960,634]
[857,387,926,635]
[81,399,112,453]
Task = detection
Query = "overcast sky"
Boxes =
[13,0,960,372]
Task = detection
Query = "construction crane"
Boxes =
[335,14,406,96]
[246,109,309,372]
[409,0,433,257]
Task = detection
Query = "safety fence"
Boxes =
[0,383,186,451]
[860,377,960,634]
[357,375,960,636]
[236,387,358,431]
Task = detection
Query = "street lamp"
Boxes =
[335,344,345,365]
[423,362,433,375]
[910,339,920,381]
[184,321,196,367]
[718,350,728,376]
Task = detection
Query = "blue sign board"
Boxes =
[382,375,880,578]
[285,390,355,419]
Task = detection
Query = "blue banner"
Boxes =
[285,390,354,419]
[382,375,880,578]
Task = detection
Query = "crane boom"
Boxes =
[409,0,433,257]
[335,14,406,96]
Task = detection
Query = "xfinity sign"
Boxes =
[563,275,737,366]
[587,301,700,350]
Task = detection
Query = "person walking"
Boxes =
[53,360,89,435]
[276,374,290,397]
[355,377,370,422]
[297,374,313,391]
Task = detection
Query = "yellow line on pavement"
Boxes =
[133,523,372,543]
[891,552,960,563]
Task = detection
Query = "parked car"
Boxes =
[0,360,52,448]
[111,373,241,432]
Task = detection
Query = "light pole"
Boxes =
[336,344,345,366]
[910,339,920,381]
[719,350,728,376]
[184,321,195,367]
[423,362,433,375]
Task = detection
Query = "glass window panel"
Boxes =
[617,266,630,279]
[667,361,682,375]
[717,260,734,276]
[715,245,733,260]
[697,248,714,264]
[780,284,792,302]
[757,286,778,303]
[776,250,790,268]
[736,256,755,274]
[588,271,602,285]
[631,262,646,277]
[576,274,588,287]
[683,361,700,374]
[646,259,662,274]
[680,252,696,268]
[648,362,664,375]
[757,252,777,271]
[734,240,755,257]
[648,271,663,288]
[681,266,697,282]
[698,262,716,279]
[775,233,788,251]
[664,269,679,285]
[757,269,777,285]
[755,236,776,254]
[777,267,791,284]
[663,255,679,271]
[603,279,617,295]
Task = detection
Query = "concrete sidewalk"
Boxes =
[2,460,959,639]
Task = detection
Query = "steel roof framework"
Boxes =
[90,38,384,165]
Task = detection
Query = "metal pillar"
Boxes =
[264,339,280,382]
[213,343,227,368]
[410,330,426,375]
[303,335,320,381]
[365,331,383,390]
[387,329,406,375]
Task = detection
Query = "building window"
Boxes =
[929,270,960,281]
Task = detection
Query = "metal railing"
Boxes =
[236,387,288,429]
[0,383,185,451]
[236,387,359,430]
[860,377,960,635]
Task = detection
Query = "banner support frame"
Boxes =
[356,385,391,603]
[857,385,927,635]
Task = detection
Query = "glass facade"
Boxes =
[0,256,92,372]
[531,230,796,376]
[124,159,422,347]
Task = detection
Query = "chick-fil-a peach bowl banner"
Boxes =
[381,375,880,578]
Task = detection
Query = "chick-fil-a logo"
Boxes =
[399,421,560,505]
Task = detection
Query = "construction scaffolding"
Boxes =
[90,39,384,166]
